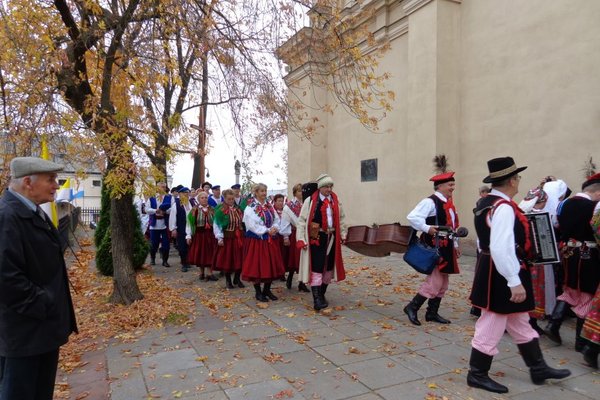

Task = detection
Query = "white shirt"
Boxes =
[145,195,170,230]
[407,192,458,246]
[488,189,522,288]
[319,193,333,228]
[282,199,301,229]
[168,199,193,239]
[243,201,281,236]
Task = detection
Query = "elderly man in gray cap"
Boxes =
[0,157,77,400]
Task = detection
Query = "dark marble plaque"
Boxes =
[361,158,377,182]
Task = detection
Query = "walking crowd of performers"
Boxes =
[403,155,600,394]
[137,155,600,395]
[137,174,346,311]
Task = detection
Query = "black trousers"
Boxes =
[310,232,336,274]
[0,348,59,400]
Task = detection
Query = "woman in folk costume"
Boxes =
[273,194,290,282]
[581,200,600,368]
[544,171,600,350]
[213,189,245,289]
[518,187,549,334]
[187,191,218,281]
[404,155,461,325]
[282,184,310,292]
[297,174,347,311]
[242,183,286,302]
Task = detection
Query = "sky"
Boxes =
[169,120,288,192]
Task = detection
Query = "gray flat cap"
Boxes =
[10,157,64,178]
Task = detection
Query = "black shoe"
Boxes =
[161,251,170,267]
[286,272,294,289]
[199,273,205,281]
[254,284,268,302]
[233,272,245,288]
[263,282,278,301]
[425,297,451,324]
[403,294,427,326]
[181,265,189,272]
[205,274,218,281]
[543,301,568,344]
[517,338,571,384]
[150,257,156,266]
[225,273,234,289]
[466,348,508,394]
[298,282,310,292]
[582,343,599,369]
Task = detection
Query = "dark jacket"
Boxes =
[0,190,77,357]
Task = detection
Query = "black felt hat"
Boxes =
[483,157,527,184]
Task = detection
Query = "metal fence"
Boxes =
[79,207,101,226]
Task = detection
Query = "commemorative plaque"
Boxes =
[525,212,559,264]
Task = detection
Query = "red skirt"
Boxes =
[242,236,285,282]
[213,235,244,273]
[276,235,290,272]
[287,228,300,272]
[188,228,216,267]
[583,287,600,345]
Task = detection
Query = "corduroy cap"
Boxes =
[10,157,64,179]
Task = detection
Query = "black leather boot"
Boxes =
[529,317,544,336]
[321,284,329,308]
[254,284,268,302]
[403,294,427,326]
[517,338,571,384]
[543,301,568,344]
[425,297,451,324]
[575,318,585,352]
[233,271,245,288]
[286,271,294,289]
[298,281,310,292]
[263,282,278,301]
[582,343,599,369]
[161,251,171,267]
[225,273,234,289]
[466,348,508,393]
[150,252,156,265]
[311,286,327,311]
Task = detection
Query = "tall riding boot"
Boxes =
[529,317,544,336]
[150,251,156,265]
[321,284,329,308]
[286,271,294,289]
[403,294,427,326]
[582,342,599,369]
[517,338,571,384]
[466,348,508,393]
[263,281,278,301]
[543,301,569,344]
[311,286,327,311]
[233,271,245,288]
[425,297,451,324]
[161,250,171,267]
[225,273,234,289]
[575,318,586,352]
[254,284,268,302]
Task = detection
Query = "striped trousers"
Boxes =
[472,310,539,356]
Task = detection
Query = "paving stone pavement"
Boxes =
[65,249,600,399]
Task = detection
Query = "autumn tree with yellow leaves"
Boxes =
[0,0,393,305]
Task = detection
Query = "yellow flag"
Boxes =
[39,136,59,227]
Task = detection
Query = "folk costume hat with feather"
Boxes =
[582,157,600,190]
[430,154,455,185]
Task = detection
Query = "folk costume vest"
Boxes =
[174,198,187,234]
[470,195,535,314]
[556,196,600,294]
[149,194,172,228]
[189,206,214,235]
[421,194,460,274]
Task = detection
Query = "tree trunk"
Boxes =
[108,192,144,304]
